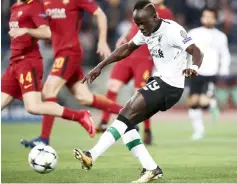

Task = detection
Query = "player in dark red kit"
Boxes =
[21,0,124,148]
[1,0,95,139]
[97,0,174,144]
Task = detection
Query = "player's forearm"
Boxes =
[26,26,51,40]
[186,44,203,68]
[95,8,108,43]
[97,43,133,69]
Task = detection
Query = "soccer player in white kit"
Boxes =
[187,8,231,140]
[72,0,203,182]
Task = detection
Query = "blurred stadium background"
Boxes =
[1,0,237,121]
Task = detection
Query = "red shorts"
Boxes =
[110,57,153,88]
[49,54,84,88]
[1,57,43,100]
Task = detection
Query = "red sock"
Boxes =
[62,107,85,122]
[144,119,151,131]
[40,97,57,139]
[92,94,122,114]
[101,90,118,123]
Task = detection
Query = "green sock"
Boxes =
[89,119,127,162]
[122,129,157,170]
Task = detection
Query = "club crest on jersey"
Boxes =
[180,30,187,38]
[158,35,162,43]
[63,0,69,5]
[44,1,51,6]
[150,46,164,59]
[46,8,66,19]
[18,11,23,17]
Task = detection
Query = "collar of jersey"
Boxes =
[150,20,164,37]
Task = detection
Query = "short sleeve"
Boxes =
[31,2,48,27]
[75,0,98,14]
[132,31,146,46]
[168,25,194,51]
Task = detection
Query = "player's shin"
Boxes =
[40,97,57,139]
[122,129,157,170]
[89,115,128,162]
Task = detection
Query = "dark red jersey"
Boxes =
[43,0,98,57]
[9,0,47,62]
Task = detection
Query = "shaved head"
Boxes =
[133,0,157,17]
[133,0,161,36]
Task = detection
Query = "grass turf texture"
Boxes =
[1,119,237,183]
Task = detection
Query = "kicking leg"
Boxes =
[73,90,162,182]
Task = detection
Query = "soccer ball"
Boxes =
[28,144,58,174]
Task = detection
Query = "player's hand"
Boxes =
[81,66,102,84]
[115,37,128,48]
[9,28,28,39]
[182,68,198,77]
[97,41,111,58]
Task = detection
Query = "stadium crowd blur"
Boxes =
[1,0,237,112]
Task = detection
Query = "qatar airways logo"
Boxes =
[9,21,19,28]
[46,8,66,19]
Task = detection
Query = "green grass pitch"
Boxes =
[1,117,237,183]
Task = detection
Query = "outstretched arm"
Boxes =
[183,44,203,77]
[97,41,139,69]
[82,41,140,84]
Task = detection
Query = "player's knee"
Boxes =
[107,79,123,93]
[187,95,200,109]
[119,101,135,121]
[25,102,39,115]
[199,95,210,109]
[117,113,134,129]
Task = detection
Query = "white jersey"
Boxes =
[188,27,231,76]
[132,19,194,88]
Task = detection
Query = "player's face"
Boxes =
[201,10,217,28]
[133,9,157,36]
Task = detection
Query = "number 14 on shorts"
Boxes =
[143,80,160,91]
